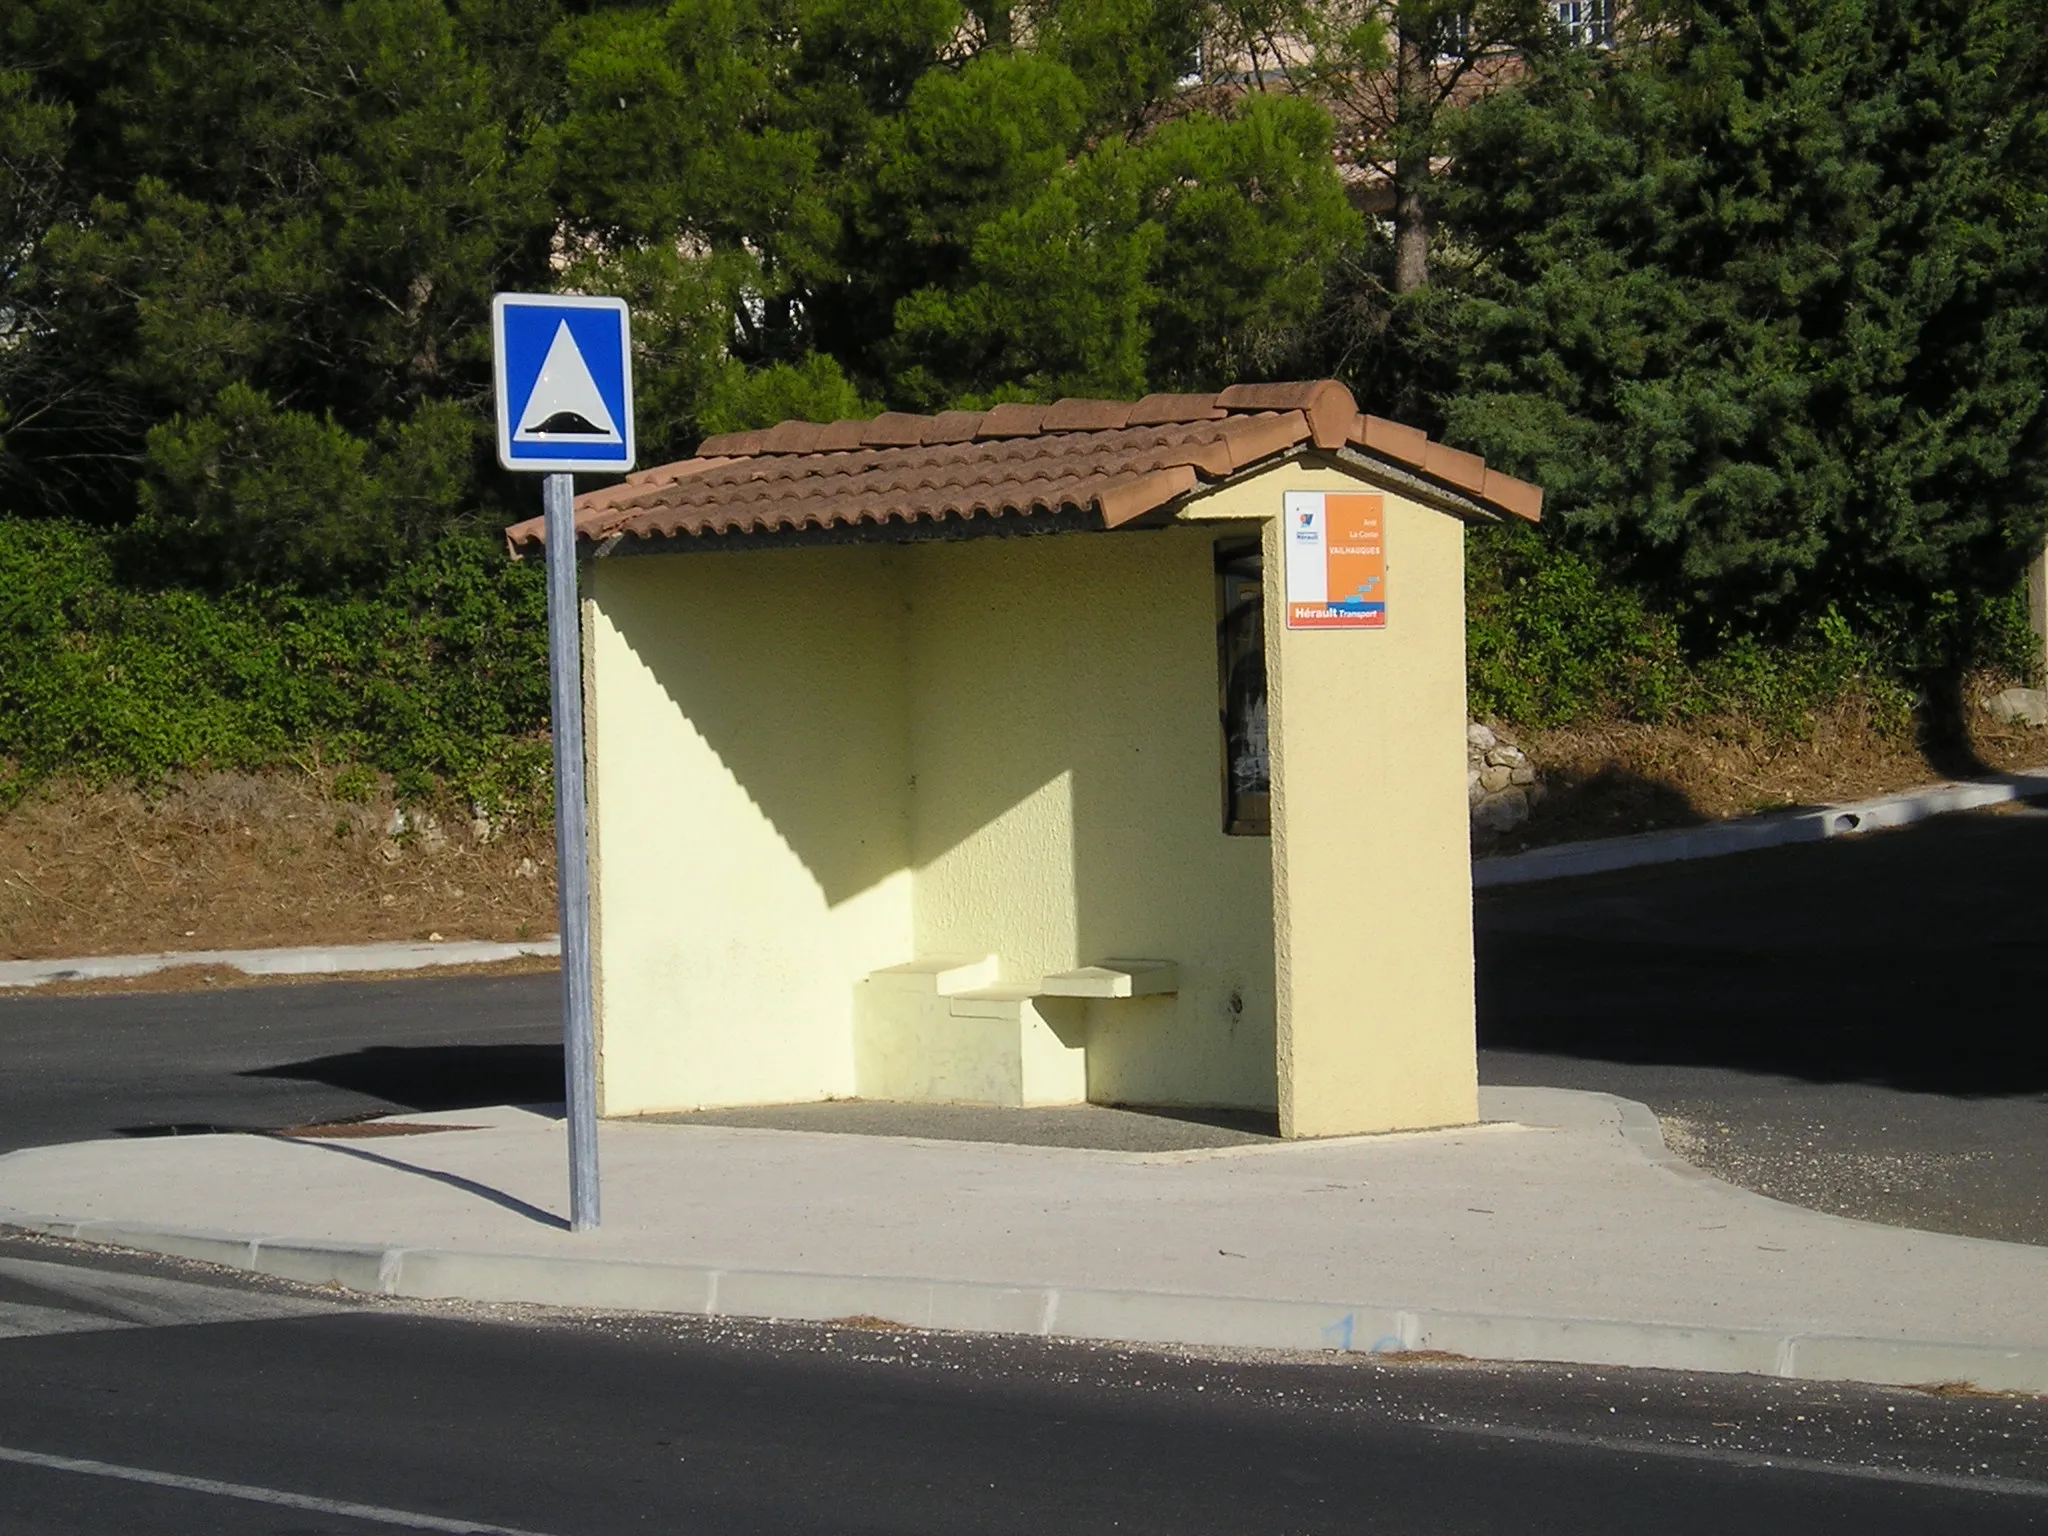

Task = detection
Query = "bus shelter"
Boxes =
[506,380,1542,1137]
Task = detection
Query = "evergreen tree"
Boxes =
[1435,0,2048,685]
[0,0,1358,587]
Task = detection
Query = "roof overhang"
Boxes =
[505,381,1542,560]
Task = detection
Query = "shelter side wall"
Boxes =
[906,528,1277,1110]
[1248,469,1476,1136]
[584,549,914,1115]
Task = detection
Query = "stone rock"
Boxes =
[1467,719,1547,836]
[414,814,448,855]
[1984,687,2048,727]
[386,808,408,838]
[517,857,539,880]
[1474,787,1529,833]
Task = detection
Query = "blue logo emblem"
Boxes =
[493,294,635,474]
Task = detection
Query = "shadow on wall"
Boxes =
[1476,807,2048,1095]
[902,531,1278,1108]
[600,543,914,908]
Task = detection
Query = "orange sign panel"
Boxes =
[1284,491,1386,629]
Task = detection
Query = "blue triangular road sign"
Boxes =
[494,295,635,473]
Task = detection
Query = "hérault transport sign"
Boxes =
[492,294,635,474]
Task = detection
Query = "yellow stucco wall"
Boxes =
[905,529,1278,1110]
[583,547,914,1115]
[581,458,1475,1131]
[583,525,1279,1115]
[1185,463,1478,1136]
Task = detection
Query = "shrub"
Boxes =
[1466,525,1935,737]
[0,518,550,808]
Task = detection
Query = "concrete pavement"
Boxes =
[5,1086,2047,1393]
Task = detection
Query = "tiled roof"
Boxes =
[504,380,1541,555]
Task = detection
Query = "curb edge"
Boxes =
[7,1213,2043,1396]
[1475,770,2048,888]
[0,937,562,991]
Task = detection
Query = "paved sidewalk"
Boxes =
[4,1087,2046,1392]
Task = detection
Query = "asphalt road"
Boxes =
[1477,807,2048,1245]
[0,971,563,1153]
[6,815,2048,1530]
[2,806,2045,1242]
[2,1232,2045,1535]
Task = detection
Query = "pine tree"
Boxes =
[1435,0,2048,682]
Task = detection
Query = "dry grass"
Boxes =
[8,678,2048,961]
[1482,682,2048,855]
[0,771,557,961]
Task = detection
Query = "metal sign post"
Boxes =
[492,293,635,1234]
[544,471,601,1231]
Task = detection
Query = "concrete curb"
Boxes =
[1474,769,2048,888]
[0,936,562,991]
[5,1201,2043,1393]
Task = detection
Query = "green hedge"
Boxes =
[2,517,2032,811]
[1464,524,2034,737]
[0,519,551,808]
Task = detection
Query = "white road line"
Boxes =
[1437,1418,2048,1499]
[0,1443,565,1534]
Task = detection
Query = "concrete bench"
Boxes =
[854,958,1178,1107]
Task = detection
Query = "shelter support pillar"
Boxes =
[1263,500,1479,1138]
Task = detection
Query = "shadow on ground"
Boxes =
[637,1100,1278,1152]
[1479,761,1707,857]
[1478,806,2048,1244]
[1477,807,2048,1096]
[239,1044,568,1115]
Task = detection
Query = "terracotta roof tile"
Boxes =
[1423,440,1488,496]
[757,420,825,454]
[861,412,929,448]
[977,402,1047,438]
[505,380,1542,555]
[1041,398,1132,432]
[695,427,767,457]
[923,410,986,444]
[1127,392,1223,425]
[1099,464,1200,527]
[1219,411,1312,472]
[1482,468,1545,524]
[1216,380,1353,449]
[1354,413,1431,467]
